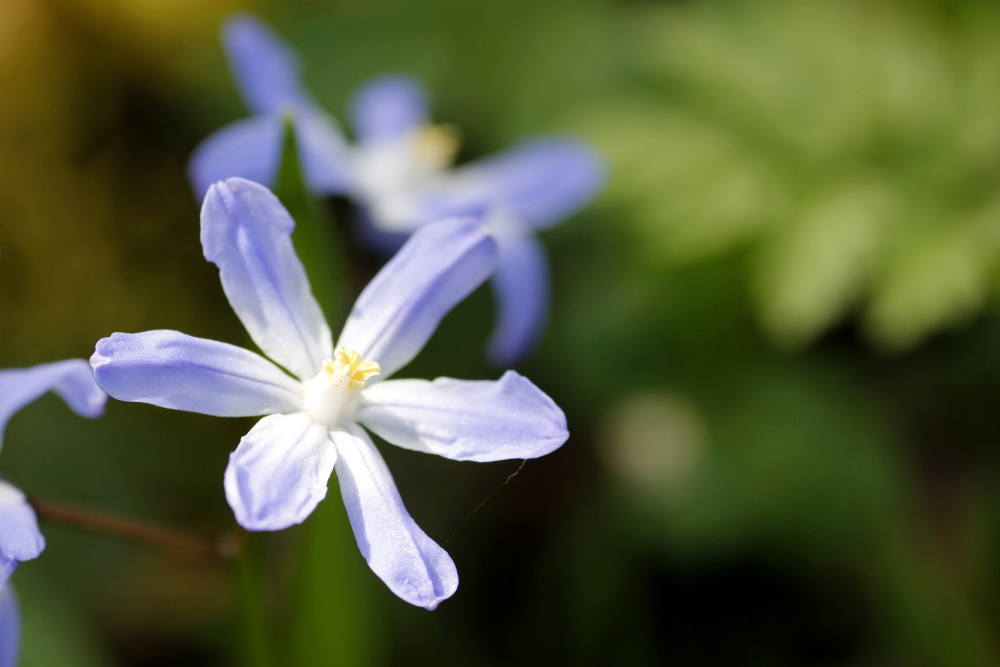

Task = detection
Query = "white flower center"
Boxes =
[303,346,381,427]
[353,124,460,230]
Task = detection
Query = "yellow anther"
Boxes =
[413,124,460,169]
[324,347,381,389]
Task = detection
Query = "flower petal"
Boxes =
[202,177,333,380]
[223,14,310,115]
[332,424,457,609]
[0,482,44,588]
[294,109,353,195]
[358,371,567,462]
[0,359,105,450]
[224,412,336,531]
[451,138,605,228]
[91,330,303,417]
[0,585,18,667]
[486,231,550,365]
[338,218,497,379]
[188,115,284,200]
[350,75,429,144]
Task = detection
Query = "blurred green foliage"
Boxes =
[582,0,1000,351]
[3,0,1000,665]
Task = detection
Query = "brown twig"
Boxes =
[30,498,245,564]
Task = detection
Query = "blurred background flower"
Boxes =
[2,0,1000,665]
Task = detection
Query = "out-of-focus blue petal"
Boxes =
[0,563,14,590]
[224,412,335,531]
[188,112,351,200]
[202,178,333,380]
[223,14,310,115]
[337,218,497,379]
[188,116,283,200]
[0,359,106,450]
[331,424,457,609]
[0,482,43,588]
[351,75,429,144]
[0,585,19,667]
[91,330,303,417]
[487,231,550,365]
[295,109,353,195]
[452,138,605,229]
[358,370,568,462]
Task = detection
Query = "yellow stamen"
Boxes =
[413,124,460,169]
[323,346,381,389]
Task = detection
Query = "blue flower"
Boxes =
[91,178,568,609]
[189,14,605,364]
[0,359,106,666]
[347,75,606,364]
[188,15,352,199]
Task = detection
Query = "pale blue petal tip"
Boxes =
[477,137,606,228]
[224,414,336,531]
[222,13,309,115]
[359,370,567,462]
[91,330,303,417]
[484,233,551,365]
[351,74,429,144]
[200,177,333,381]
[188,116,284,200]
[0,359,107,448]
[332,427,459,610]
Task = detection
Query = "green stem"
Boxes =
[235,534,276,667]
[275,114,345,322]
[872,503,998,666]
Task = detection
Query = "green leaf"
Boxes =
[235,535,276,667]
[572,0,1000,351]
[577,102,784,265]
[288,500,381,667]
[274,115,345,323]
[866,223,996,350]
[752,179,889,348]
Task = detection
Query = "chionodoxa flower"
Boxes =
[91,177,568,609]
[0,359,107,666]
[190,14,605,364]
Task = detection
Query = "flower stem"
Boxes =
[30,497,240,563]
[235,533,276,667]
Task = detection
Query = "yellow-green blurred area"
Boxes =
[4,0,1000,664]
